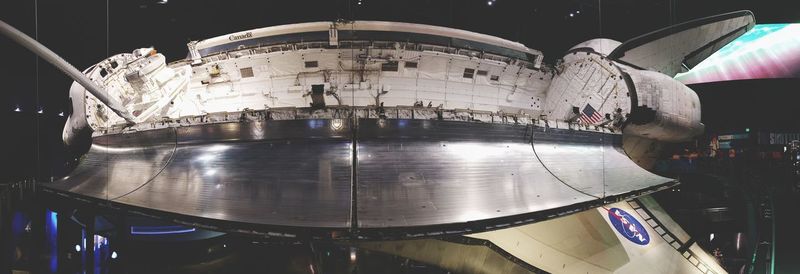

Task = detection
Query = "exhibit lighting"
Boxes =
[676,24,800,84]
[130,225,197,235]
[736,233,742,251]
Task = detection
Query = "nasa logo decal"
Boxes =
[607,207,650,245]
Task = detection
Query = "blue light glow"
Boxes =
[307,119,324,129]
[46,210,58,272]
[94,234,110,273]
[81,229,87,265]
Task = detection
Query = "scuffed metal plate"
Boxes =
[530,127,668,199]
[45,118,675,235]
[56,129,177,201]
[356,120,594,228]
[355,120,672,228]
[114,139,353,228]
[51,120,354,228]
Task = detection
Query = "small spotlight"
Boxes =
[576,10,580,14]
[75,244,81,252]
[569,13,574,17]
[487,1,492,5]
[111,251,118,259]
[156,0,167,4]
[58,111,65,117]
[37,107,44,114]
[14,106,21,112]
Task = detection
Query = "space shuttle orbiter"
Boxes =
[1,11,753,240]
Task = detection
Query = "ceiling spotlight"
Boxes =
[156,0,167,4]
[58,111,65,117]
[576,10,580,14]
[487,1,492,5]
[14,106,21,112]
[111,251,118,259]
[569,13,574,17]
[37,107,44,114]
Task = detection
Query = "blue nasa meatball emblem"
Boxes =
[607,207,650,245]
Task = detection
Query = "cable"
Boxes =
[529,130,605,201]
[110,128,178,201]
[34,0,39,181]
[106,0,109,57]
[105,0,109,201]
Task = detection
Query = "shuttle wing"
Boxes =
[608,10,755,77]
[359,195,726,274]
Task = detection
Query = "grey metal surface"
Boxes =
[56,129,177,200]
[53,120,354,228]
[45,119,674,233]
[115,139,353,228]
[530,127,669,199]
[356,120,594,228]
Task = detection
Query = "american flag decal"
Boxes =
[579,103,604,124]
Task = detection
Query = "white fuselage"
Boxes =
[64,21,702,151]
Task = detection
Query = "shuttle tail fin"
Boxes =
[608,10,755,77]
